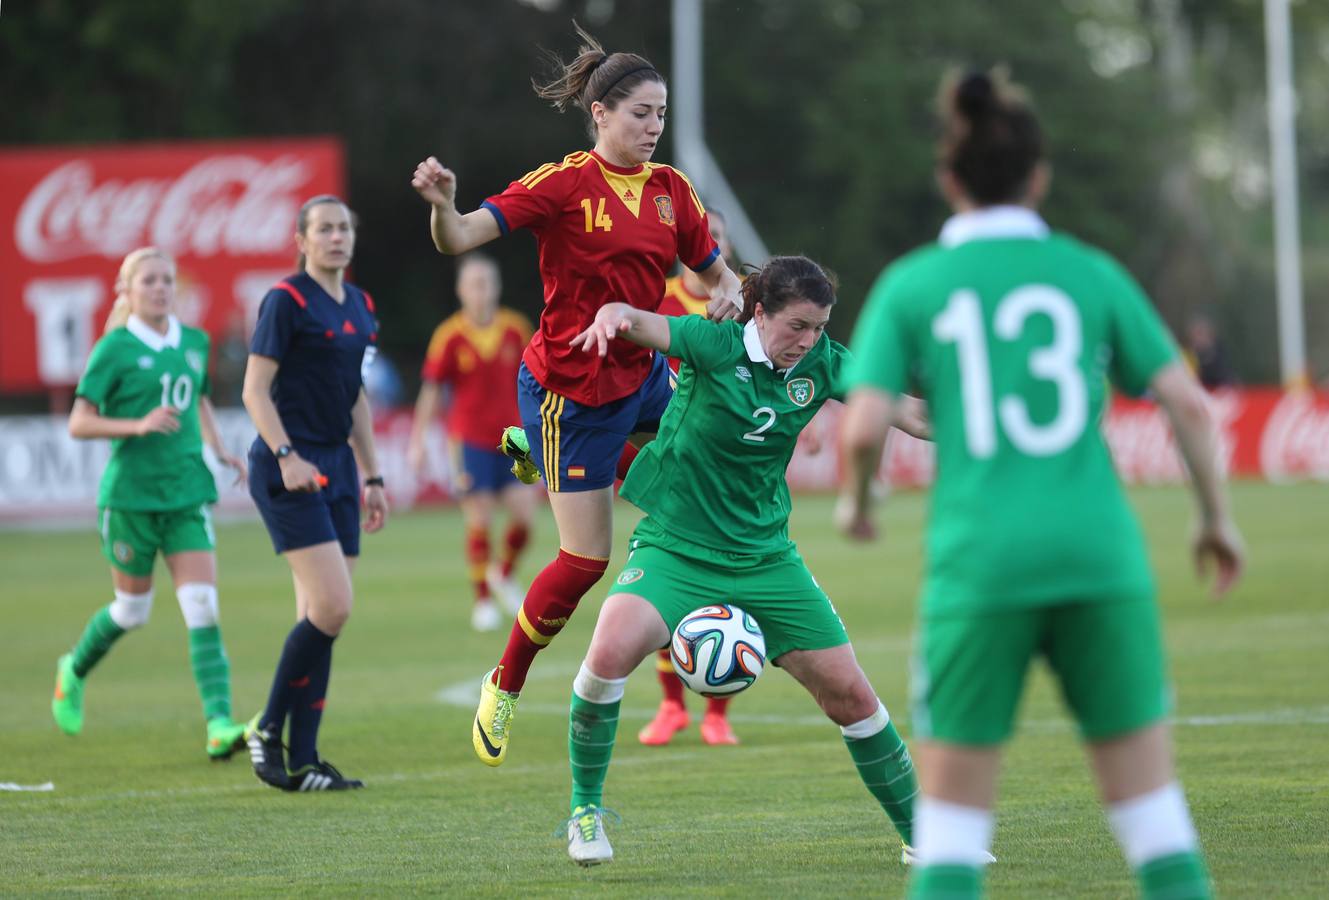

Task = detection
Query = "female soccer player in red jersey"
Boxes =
[412,24,742,766]
[407,252,538,632]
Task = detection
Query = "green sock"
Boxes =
[908,864,982,899]
[69,606,127,678]
[188,625,233,721]
[844,719,918,845]
[1138,851,1211,899]
[568,692,620,813]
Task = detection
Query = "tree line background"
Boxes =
[3,0,1327,393]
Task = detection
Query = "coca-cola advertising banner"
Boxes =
[0,138,345,391]
[787,387,1329,491]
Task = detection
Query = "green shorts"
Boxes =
[611,522,848,663]
[98,505,216,577]
[911,594,1171,745]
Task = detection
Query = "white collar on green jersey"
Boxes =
[939,205,1049,247]
[742,320,801,379]
[126,314,182,351]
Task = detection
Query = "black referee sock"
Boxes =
[287,642,334,770]
[260,618,335,737]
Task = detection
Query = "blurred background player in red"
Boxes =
[412,24,742,766]
[408,252,538,632]
[636,208,742,747]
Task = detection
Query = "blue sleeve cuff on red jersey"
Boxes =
[690,245,720,273]
[481,200,510,236]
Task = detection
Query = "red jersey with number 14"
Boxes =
[482,150,718,407]
[420,308,532,447]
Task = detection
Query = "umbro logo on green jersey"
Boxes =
[735,366,752,383]
[137,356,153,369]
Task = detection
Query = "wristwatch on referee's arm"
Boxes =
[275,444,293,461]
[364,475,385,488]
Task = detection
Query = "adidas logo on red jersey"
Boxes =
[622,188,636,201]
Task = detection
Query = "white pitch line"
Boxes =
[21,740,821,806]
[436,673,1329,732]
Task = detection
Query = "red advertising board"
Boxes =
[783,388,1329,491]
[0,138,345,391]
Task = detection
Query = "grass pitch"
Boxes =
[2,483,1327,896]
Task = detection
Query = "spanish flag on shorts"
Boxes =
[567,465,586,480]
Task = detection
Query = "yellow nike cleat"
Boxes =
[473,667,519,766]
[498,426,541,485]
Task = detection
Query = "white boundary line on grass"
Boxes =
[435,671,1329,732]
[22,739,822,806]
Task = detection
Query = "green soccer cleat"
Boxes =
[51,653,85,735]
[472,667,519,766]
[498,426,541,485]
[206,717,248,761]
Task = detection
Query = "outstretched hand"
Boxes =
[412,156,457,207]
[571,304,634,357]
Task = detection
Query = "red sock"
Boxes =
[656,648,685,704]
[500,523,529,578]
[615,442,640,481]
[706,696,732,716]
[495,548,608,692]
[465,526,491,603]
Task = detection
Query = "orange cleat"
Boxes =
[637,700,690,746]
[700,711,739,746]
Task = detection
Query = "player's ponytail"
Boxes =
[105,247,174,334]
[938,67,1043,205]
[738,256,838,325]
[532,22,664,141]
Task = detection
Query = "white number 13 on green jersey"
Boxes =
[933,285,1087,459]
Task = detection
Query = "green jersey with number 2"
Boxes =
[620,315,850,561]
[75,316,218,511]
[849,211,1178,615]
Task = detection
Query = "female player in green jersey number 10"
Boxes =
[555,256,934,868]
[839,71,1245,900]
[54,247,250,760]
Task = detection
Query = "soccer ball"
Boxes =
[670,604,766,697]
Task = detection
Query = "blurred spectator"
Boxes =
[363,350,405,409]
[211,311,250,408]
[1182,313,1237,389]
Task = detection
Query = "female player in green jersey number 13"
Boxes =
[54,247,250,760]
[556,256,933,868]
[839,72,1245,900]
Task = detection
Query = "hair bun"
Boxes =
[955,72,996,120]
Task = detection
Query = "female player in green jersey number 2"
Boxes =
[557,256,934,867]
[839,72,1245,900]
[53,247,250,760]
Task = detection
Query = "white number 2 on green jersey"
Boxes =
[933,286,1087,459]
[743,406,777,442]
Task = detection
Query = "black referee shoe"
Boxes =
[244,714,291,790]
[286,758,364,792]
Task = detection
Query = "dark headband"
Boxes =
[595,65,658,104]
